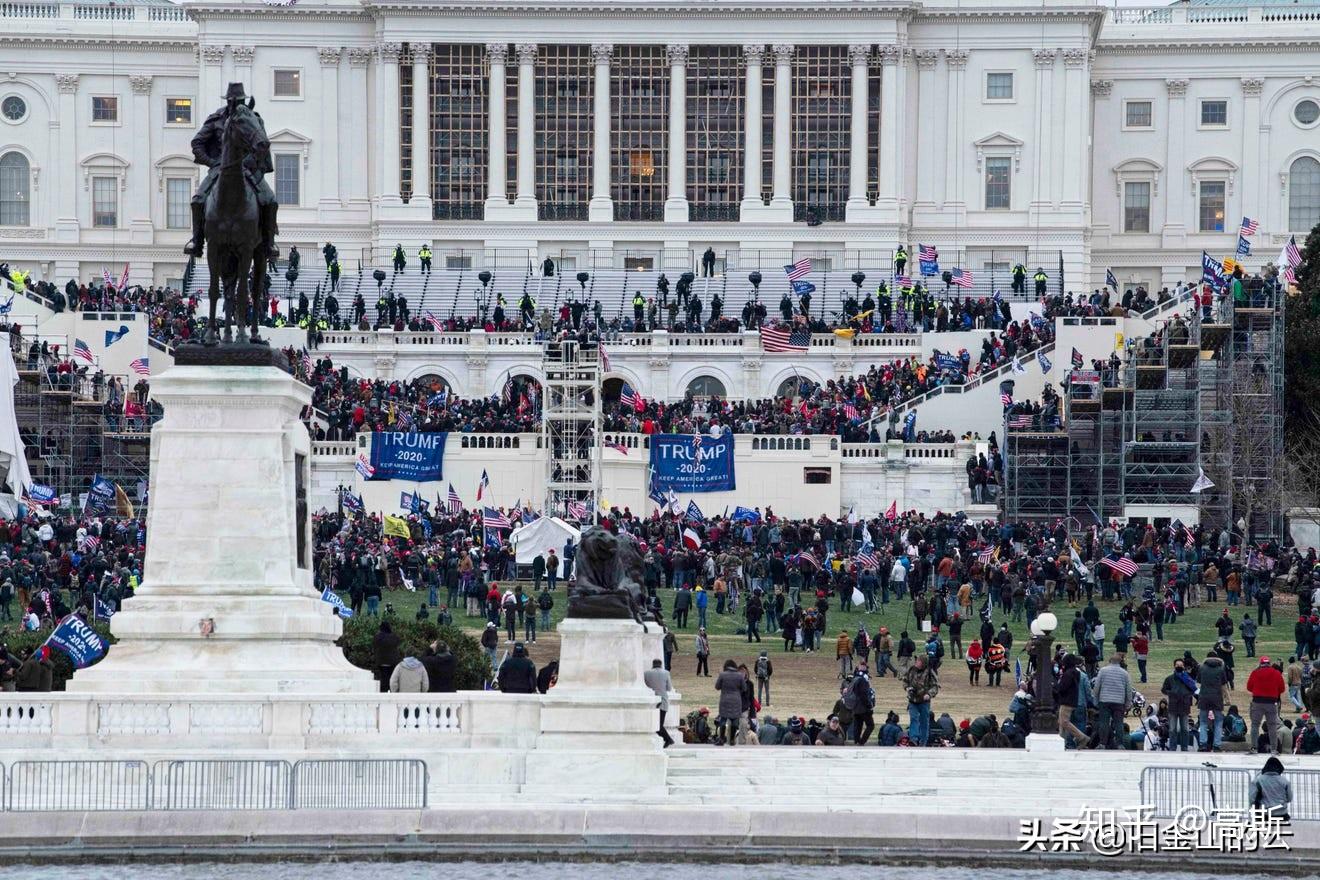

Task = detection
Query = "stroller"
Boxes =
[1129,690,1148,718]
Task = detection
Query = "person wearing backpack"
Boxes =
[536,586,554,634]
[754,650,773,706]
[847,665,877,744]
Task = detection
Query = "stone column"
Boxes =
[347,48,373,212]
[485,43,509,211]
[410,44,432,209]
[740,45,764,214]
[53,74,79,240]
[944,50,968,214]
[845,44,872,217]
[588,43,613,222]
[875,44,906,220]
[664,44,689,222]
[912,50,939,211]
[377,42,403,206]
[128,75,153,244]
[231,46,254,92]
[198,45,225,133]
[1031,49,1056,213]
[1162,78,1189,244]
[770,44,793,213]
[514,43,538,213]
[1060,49,1088,210]
[318,48,342,210]
[1240,77,1264,229]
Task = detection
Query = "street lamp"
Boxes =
[1026,610,1060,751]
[477,270,493,322]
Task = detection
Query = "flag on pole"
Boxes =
[129,357,150,377]
[1106,268,1119,291]
[884,500,897,521]
[382,515,411,538]
[682,527,702,550]
[794,550,821,571]
[949,267,974,288]
[760,325,811,353]
[1070,347,1083,368]
[354,455,375,479]
[619,383,644,412]
[567,500,588,521]
[918,244,939,276]
[1190,467,1215,494]
[73,339,94,363]
[784,258,812,281]
[477,469,490,501]
[1012,358,1026,375]
[599,344,611,372]
[1101,554,1139,578]
[1202,251,1228,289]
[482,506,512,529]
[321,586,354,618]
[1240,216,1259,236]
[685,500,704,522]
[1236,235,1251,256]
[604,440,629,455]
[1037,350,1052,373]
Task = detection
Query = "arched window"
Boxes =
[1289,156,1320,232]
[601,377,624,402]
[774,377,800,399]
[686,375,726,398]
[412,373,450,395]
[0,152,30,226]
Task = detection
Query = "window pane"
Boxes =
[165,98,192,125]
[1198,181,1225,232]
[985,157,1011,209]
[273,70,302,98]
[1124,181,1150,233]
[166,177,191,229]
[274,154,300,205]
[1125,101,1152,127]
[1200,100,1227,126]
[93,176,117,227]
[0,152,30,226]
[987,73,1013,100]
[1289,156,1320,232]
[92,96,118,122]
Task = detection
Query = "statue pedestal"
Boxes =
[70,365,375,695]
[1025,733,1067,752]
[523,618,667,799]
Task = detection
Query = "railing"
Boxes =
[311,440,357,458]
[1,759,428,812]
[1106,6,1309,26]
[1139,766,1320,821]
[1,0,192,20]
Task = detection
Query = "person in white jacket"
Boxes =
[389,655,429,693]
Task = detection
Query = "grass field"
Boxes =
[361,582,1308,724]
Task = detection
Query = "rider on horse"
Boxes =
[183,82,279,261]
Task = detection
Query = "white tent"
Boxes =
[509,516,580,566]
[0,347,30,497]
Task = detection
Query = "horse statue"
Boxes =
[201,96,270,346]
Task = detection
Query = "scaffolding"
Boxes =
[541,338,601,524]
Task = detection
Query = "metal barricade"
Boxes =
[153,759,292,811]
[291,759,428,810]
[1287,768,1320,821]
[1137,765,1320,819]
[5,760,150,811]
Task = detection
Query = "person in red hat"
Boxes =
[1246,656,1286,754]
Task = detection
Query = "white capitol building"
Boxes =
[0,0,1317,292]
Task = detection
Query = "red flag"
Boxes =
[884,500,897,521]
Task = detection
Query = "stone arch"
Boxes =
[765,365,824,399]
[674,364,736,400]
[403,364,462,395]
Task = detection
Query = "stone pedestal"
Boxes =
[70,365,375,695]
[523,618,668,798]
[1025,733,1066,752]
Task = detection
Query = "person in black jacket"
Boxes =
[1053,654,1091,748]
[497,642,537,693]
[372,621,401,694]
[422,641,457,693]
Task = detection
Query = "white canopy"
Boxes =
[0,347,31,496]
[509,516,580,565]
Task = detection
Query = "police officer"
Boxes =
[877,283,891,324]
[418,243,432,275]
[519,291,535,326]
[633,290,646,324]
[894,246,908,278]
[1034,267,1048,297]
[392,244,406,274]
[1012,263,1026,294]
[779,292,793,322]
[710,292,723,324]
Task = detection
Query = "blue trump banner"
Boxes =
[25,483,57,505]
[46,614,108,669]
[649,433,736,493]
[368,432,449,482]
[320,586,354,618]
[732,506,761,523]
[85,475,116,514]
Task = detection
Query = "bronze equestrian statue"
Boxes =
[184,83,278,345]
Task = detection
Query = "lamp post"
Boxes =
[477,270,493,323]
[1025,610,1061,751]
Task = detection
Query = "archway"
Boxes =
[686,375,727,399]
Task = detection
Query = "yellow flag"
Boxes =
[1222,257,1238,274]
[114,483,136,519]
[1115,332,1125,350]
[833,328,856,339]
[383,514,411,539]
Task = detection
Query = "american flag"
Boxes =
[422,311,442,330]
[620,383,644,412]
[501,379,513,405]
[567,500,588,521]
[1101,554,1138,578]
[856,549,878,569]
[129,357,150,376]
[760,325,811,353]
[599,344,611,372]
[1000,392,1013,406]
[604,440,629,455]
[300,349,313,374]
[482,506,512,530]
[1240,216,1259,236]
[895,275,912,287]
[842,402,859,420]
[1071,347,1084,367]
[73,339,94,363]
[977,546,995,564]
[949,268,974,288]
[1008,413,1034,428]
[795,550,821,571]
[784,258,812,282]
[918,244,938,263]
[447,483,462,514]
[81,535,101,553]
[1184,529,1196,549]
[1284,235,1302,265]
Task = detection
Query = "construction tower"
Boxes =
[541,337,601,524]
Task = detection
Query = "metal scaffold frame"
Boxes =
[541,338,601,525]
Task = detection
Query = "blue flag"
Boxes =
[919,259,939,276]
[1037,350,1052,373]
[85,475,116,514]
[791,280,816,297]
[732,506,761,523]
[104,325,130,347]
[1236,234,1251,256]
[94,598,116,621]
[1201,251,1227,289]
[320,586,354,618]
[45,614,107,669]
[685,500,704,522]
[341,491,363,513]
[902,410,917,442]
[1105,268,1118,291]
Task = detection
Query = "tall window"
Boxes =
[0,152,30,226]
[429,44,487,219]
[1123,181,1151,233]
[985,157,1011,209]
[1288,156,1320,232]
[399,46,414,203]
[274,154,300,206]
[166,177,191,229]
[91,96,118,122]
[687,46,744,221]
[537,45,592,221]
[1198,180,1225,232]
[92,176,117,226]
[791,46,849,221]
[612,45,668,221]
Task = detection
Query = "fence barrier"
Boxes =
[1139,765,1320,821]
[292,759,428,810]
[5,760,150,812]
